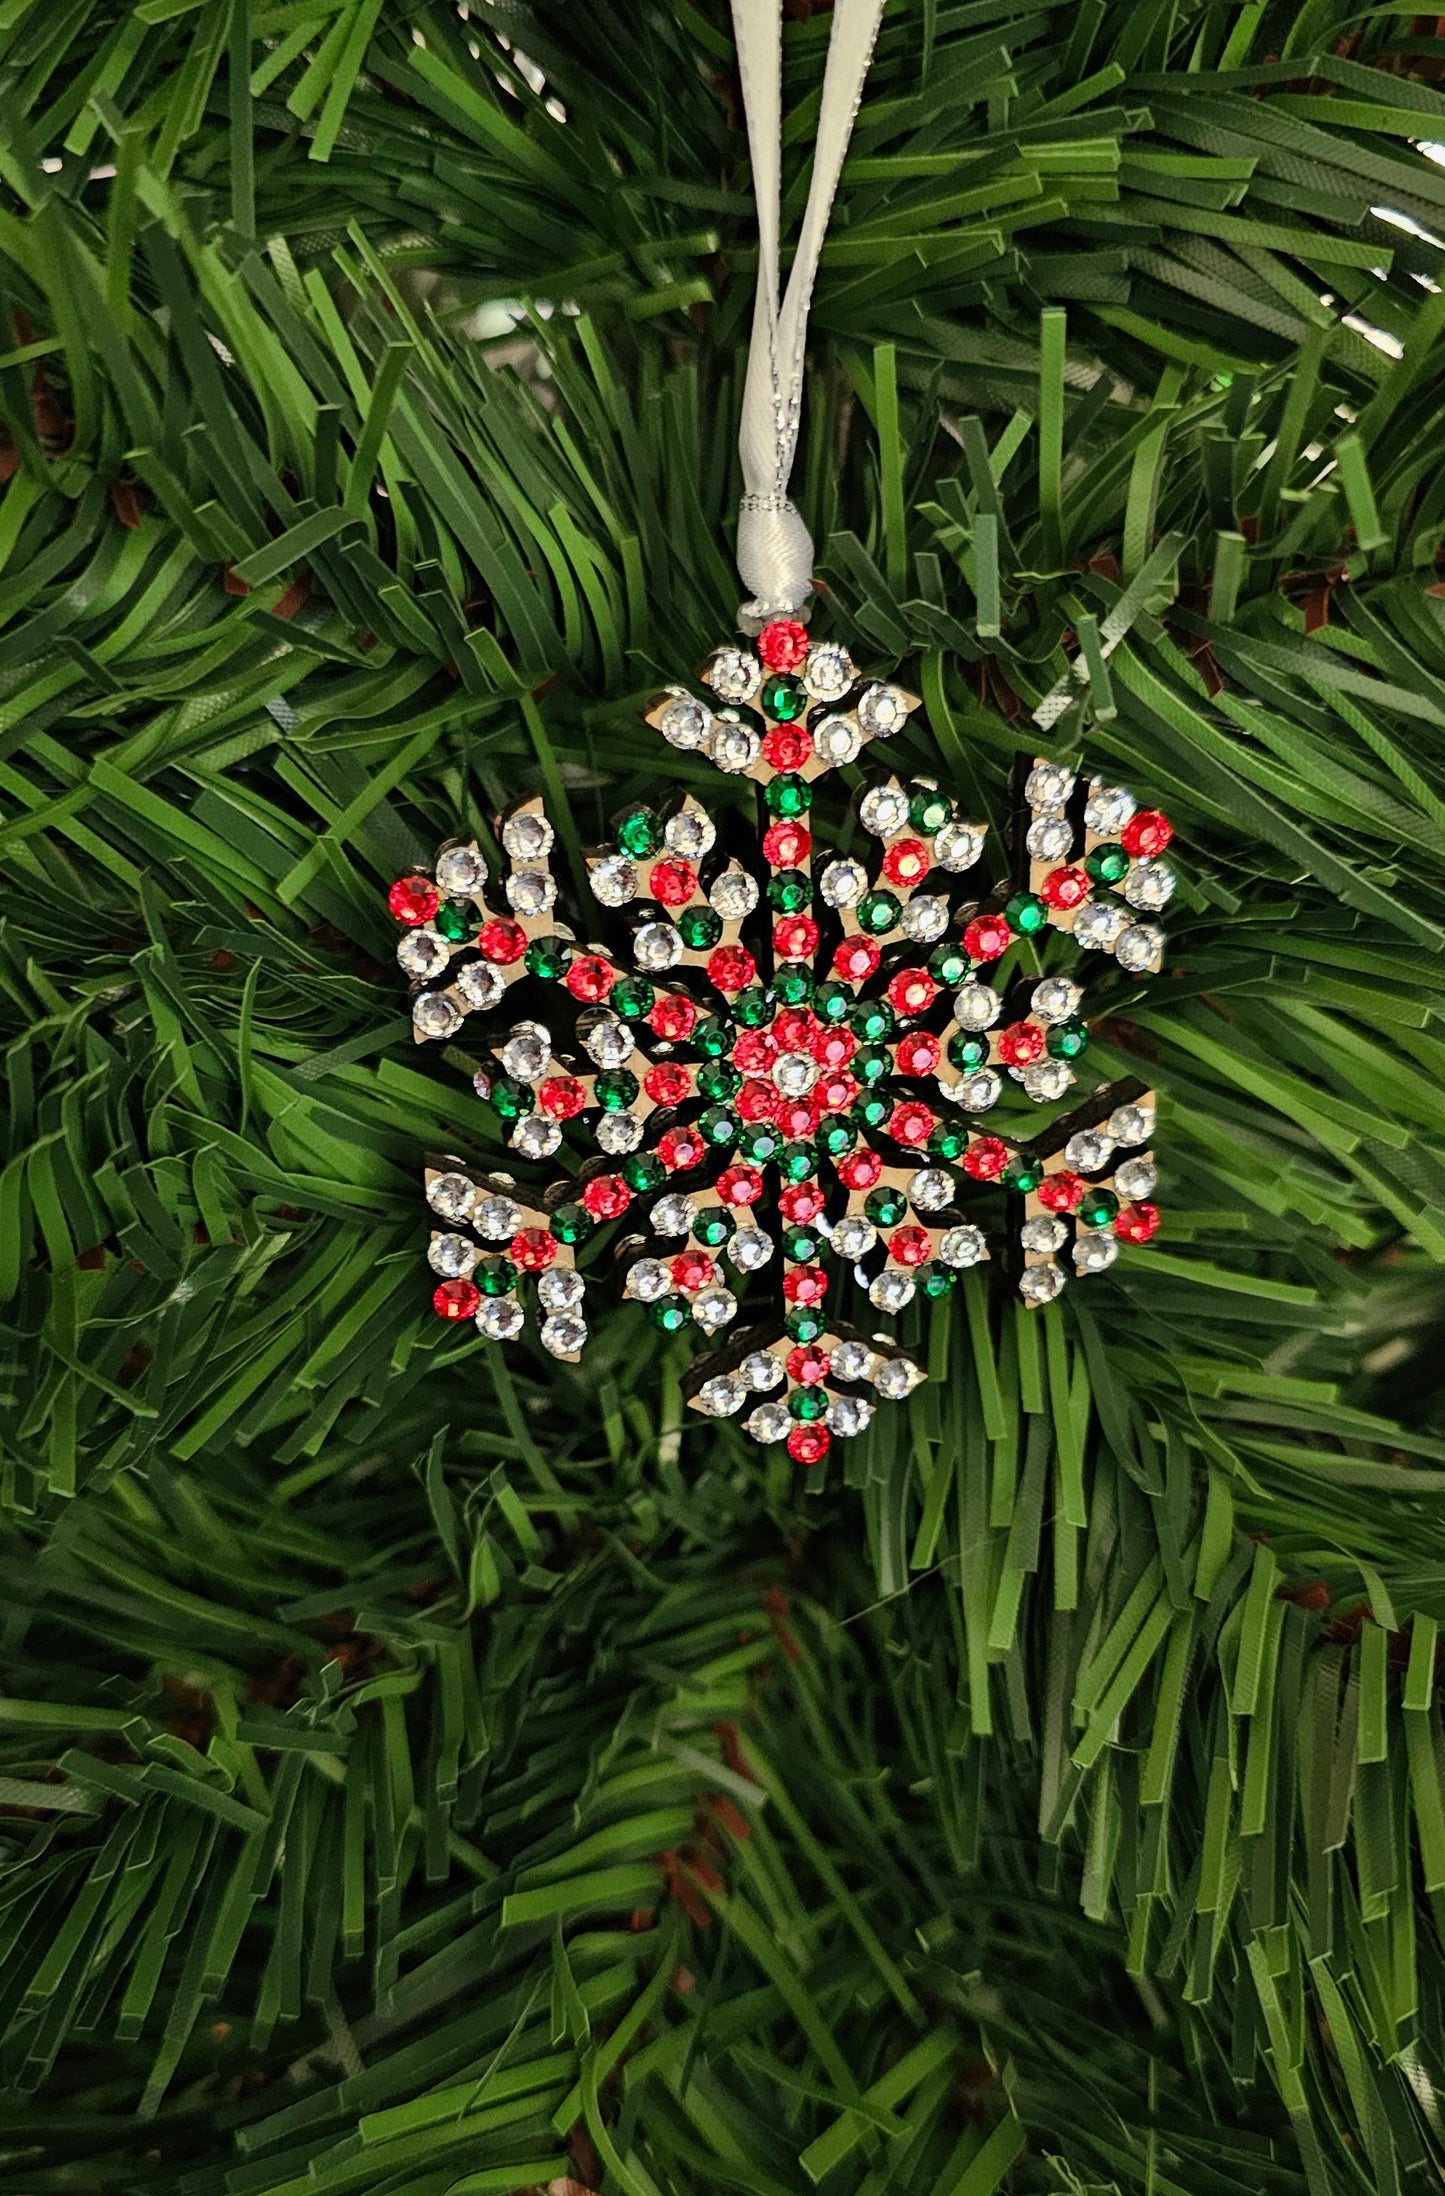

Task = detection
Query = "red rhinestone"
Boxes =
[1115,1200,1161,1242]
[773,1009,816,1053]
[813,1025,855,1069]
[774,914,819,961]
[886,967,938,1018]
[758,618,810,672]
[648,858,697,907]
[780,1182,826,1224]
[734,1029,779,1074]
[649,993,698,1042]
[538,1074,587,1119]
[659,1126,705,1171]
[1121,810,1172,859]
[762,724,812,772]
[479,918,527,964]
[881,838,930,887]
[433,1276,480,1320]
[1041,866,1090,911]
[581,1174,632,1220]
[833,936,881,983]
[777,1099,816,1140]
[1038,1168,1086,1211]
[510,1228,557,1273]
[717,1165,764,1206]
[996,1021,1045,1067]
[708,944,756,994]
[565,953,615,1002]
[962,913,1011,962]
[781,1263,828,1305]
[814,1069,857,1113]
[670,1249,716,1293]
[644,1062,692,1108]
[787,1421,831,1466]
[786,1342,831,1385]
[889,1101,935,1147]
[838,1147,883,1191]
[737,1077,779,1121]
[763,820,812,868]
[895,1032,940,1078]
[963,1136,1009,1182]
[390,874,439,926]
[888,1225,932,1268]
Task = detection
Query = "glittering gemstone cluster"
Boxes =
[389,623,1174,1463]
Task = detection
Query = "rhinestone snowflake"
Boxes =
[388,621,1170,1465]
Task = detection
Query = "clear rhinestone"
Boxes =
[1073,1231,1118,1274]
[727,1227,774,1271]
[651,1194,695,1237]
[746,1400,793,1445]
[908,1167,954,1212]
[1116,923,1163,973]
[819,858,868,909]
[859,785,910,836]
[953,983,1001,1032]
[1031,976,1081,1024]
[1019,1262,1065,1305]
[427,1172,475,1223]
[691,1286,737,1333]
[478,1294,526,1339]
[591,855,637,907]
[1123,859,1174,913]
[580,1011,634,1068]
[398,929,451,980]
[833,1339,877,1383]
[707,718,763,773]
[954,1069,1001,1112]
[476,1195,522,1241]
[506,869,554,918]
[773,1052,818,1098]
[635,921,683,971]
[857,683,909,737]
[541,1312,588,1356]
[697,1373,748,1416]
[873,1355,924,1399]
[1021,1215,1067,1255]
[427,1232,478,1277]
[511,1116,561,1159]
[833,1214,878,1258]
[502,811,554,861]
[743,1350,785,1390]
[934,821,985,871]
[827,1394,874,1437]
[1065,1129,1114,1174]
[1083,784,1136,837]
[457,960,505,1010]
[710,867,758,920]
[666,807,716,857]
[659,692,712,751]
[704,646,762,705]
[414,992,462,1040]
[938,1223,986,1268]
[812,714,861,766]
[1026,816,1074,862]
[625,1257,670,1302]
[500,1023,551,1081]
[901,895,950,943]
[538,1266,585,1310]
[1074,900,1129,951]
[597,1111,642,1154]
[1115,1155,1157,1200]
[1026,762,1076,811]
[1021,1060,1074,1102]
[1109,1102,1154,1146]
[870,1269,915,1312]
[436,844,487,895]
[803,643,854,702]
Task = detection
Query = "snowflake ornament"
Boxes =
[389,621,1171,1465]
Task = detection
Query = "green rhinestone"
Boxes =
[920,1261,956,1298]
[697,1060,741,1102]
[852,1090,890,1131]
[948,1030,989,1072]
[651,1294,691,1333]
[594,1068,639,1112]
[695,1015,732,1057]
[909,788,952,835]
[865,1185,907,1227]
[476,1256,516,1296]
[760,671,807,722]
[1046,1018,1089,1060]
[816,1115,855,1158]
[611,975,655,1020]
[849,997,895,1044]
[854,1044,892,1086]
[549,1203,593,1246]
[928,1118,969,1161]
[623,1150,666,1193]
[815,980,852,1024]
[436,898,478,943]
[734,987,774,1029]
[785,1306,825,1344]
[767,869,814,914]
[1084,843,1129,886]
[525,934,572,981]
[742,1123,783,1164]
[928,942,969,987]
[771,965,814,1007]
[783,1224,823,1263]
[1078,1185,1120,1229]
[1002,1155,1045,1194]
[788,1386,828,1422]
[617,805,664,858]
[697,1105,738,1148]
[490,1076,534,1121]
[765,773,812,818]
[693,1206,735,1248]
[678,905,722,951]
[780,1141,816,1183]
[858,888,902,936]
[1005,891,1049,935]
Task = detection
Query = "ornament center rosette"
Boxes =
[389,621,1173,1465]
